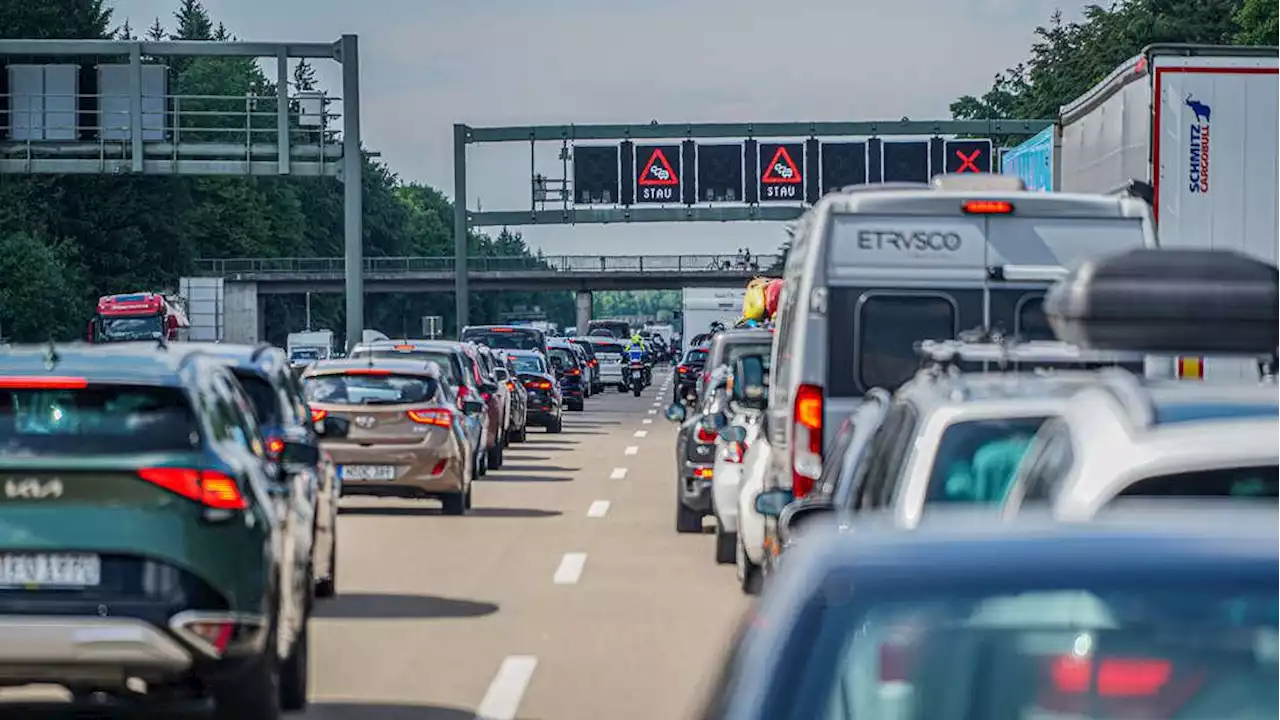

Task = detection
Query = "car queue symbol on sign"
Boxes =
[759,143,803,202]
[636,145,681,203]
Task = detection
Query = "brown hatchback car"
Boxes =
[302,358,477,515]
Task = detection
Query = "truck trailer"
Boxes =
[1058,43,1278,380]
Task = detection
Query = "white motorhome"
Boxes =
[681,288,745,355]
[1058,43,1278,380]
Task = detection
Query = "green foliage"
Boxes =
[0,0,573,343]
[950,0,1255,142]
[1235,0,1279,44]
[594,291,682,319]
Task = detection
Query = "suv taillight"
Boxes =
[791,383,823,497]
[138,468,247,511]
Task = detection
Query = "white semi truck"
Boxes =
[1056,43,1278,381]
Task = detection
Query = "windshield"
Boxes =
[509,355,546,374]
[349,349,459,383]
[235,373,280,426]
[818,588,1278,720]
[0,384,199,455]
[549,347,579,368]
[462,329,544,351]
[303,373,440,405]
[685,349,709,366]
[724,343,773,368]
[97,315,163,342]
[289,348,323,363]
[1120,466,1279,499]
[927,417,1049,504]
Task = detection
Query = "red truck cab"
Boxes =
[87,292,190,343]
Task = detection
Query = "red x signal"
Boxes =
[955,149,982,173]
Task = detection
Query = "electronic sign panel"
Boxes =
[572,145,619,205]
[634,144,682,204]
[697,143,743,202]
[944,139,994,173]
[882,140,930,183]
[757,142,804,202]
[820,142,867,193]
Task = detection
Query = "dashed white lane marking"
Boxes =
[475,655,538,720]
[610,467,629,479]
[648,409,658,415]
[587,500,611,518]
[634,430,649,438]
[642,418,653,425]
[625,446,639,456]
[553,553,587,585]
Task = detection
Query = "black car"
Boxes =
[0,343,317,717]
[186,342,340,599]
[569,338,603,394]
[548,340,586,411]
[668,365,733,533]
[494,353,529,443]
[508,350,563,433]
[675,346,710,404]
[700,505,1279,720]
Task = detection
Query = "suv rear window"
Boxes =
[0,384,199,455]
[234,373,281,425]
[926,417,1049,504]
[508,355,546,374]
[723,343,772,369]
[1119,466,1279,499]
[685,349,709,365]
[858,295,956,391]
[461,328,544,351]
[593,343,624,355]
[549,347,579,368]
[350,349,459,383]
[303,374,440,405]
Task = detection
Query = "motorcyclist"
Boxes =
[625,334,651,386]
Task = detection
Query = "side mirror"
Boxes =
[778,498,837,544]
[463,399,486,415]
[493,368,509,381]
[314,416,349,439]
[718,425,747,443]
[754,489,794,517]
[280,440,320,467]
[664,403,687,423]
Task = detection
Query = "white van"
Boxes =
[766,175,1158,500]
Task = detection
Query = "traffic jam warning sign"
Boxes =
[635,144,681,203]
[759,143,803,201]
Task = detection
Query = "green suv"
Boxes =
[0,343,315,718]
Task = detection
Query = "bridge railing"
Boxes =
[193,254,784,276]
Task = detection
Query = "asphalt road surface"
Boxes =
[0,368,751,719]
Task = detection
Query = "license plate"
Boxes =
[0,553,101,588]
[340,465,396,481]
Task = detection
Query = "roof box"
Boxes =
[1045,248,1278,355]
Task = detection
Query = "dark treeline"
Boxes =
[950,0,1275,136]
[0,0,576,344]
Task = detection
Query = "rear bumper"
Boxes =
[680,462,713,513]
[325,443,466,496]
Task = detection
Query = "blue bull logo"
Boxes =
[1186,95,1211,194]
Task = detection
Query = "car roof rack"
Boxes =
[915,329,1146,373]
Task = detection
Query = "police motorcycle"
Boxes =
[622,345,646,397]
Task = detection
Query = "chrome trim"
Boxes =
[168,610,266,659]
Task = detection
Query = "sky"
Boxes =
[110,0,1085,257]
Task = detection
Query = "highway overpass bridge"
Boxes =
[185,253,781,343]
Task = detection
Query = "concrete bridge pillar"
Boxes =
[224,281,262,344]
[575,290,592,336]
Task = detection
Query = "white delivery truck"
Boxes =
[287,330,334,367]
[681,288,746,355]
[1058,43,1278,381]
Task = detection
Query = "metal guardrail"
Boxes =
[194,254,785,276]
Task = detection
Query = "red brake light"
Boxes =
[345,368,390,376]
[1051,656,1174,698]
[962,199,1014,214]
[393,344,415,351]
[792,383,824,498]
[407,408,452,427]
[310,408,328,422]
[0,376,88,390]
[677,366,688,374]
[491,327,514,332]
[266,436,285,460]
[567,368,581,376]
[481,392,491,401]
[525,379,552,390]
[506,381,516,391]
[137,468,247,511]
[693,467,714,479]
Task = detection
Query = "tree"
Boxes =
[0,0,112,39]
[172,0,211,40]
[1235,0,1278,43]
[0,232,86,342]
[293,60,317,92]
[146,17,165,41]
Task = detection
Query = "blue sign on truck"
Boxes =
[1001,126,1055,191]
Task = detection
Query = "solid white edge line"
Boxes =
[587,500,611,518]
[474,655,539,720]
[624,446,639,455]
[634,430,649,438]
[610,467,629,479]
[553,552,587,584]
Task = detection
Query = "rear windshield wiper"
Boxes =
[360,399,407,406]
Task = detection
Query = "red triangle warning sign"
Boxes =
[638,148,679,186]
[762,146,802,184]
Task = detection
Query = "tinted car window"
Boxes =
[549,347,579,368]
[685,349,709,365]
[509,355,546,374]
[350,349,460,384]
[926,417,1049,504]
[1016,295,1055,341]
[1119,466,1279,499]
[817,417,859,496]
[593,343,625,355]
[461,328,544,351]
[234,373,280,426]
[724,343,773,370]
[858,295,956,391]
[304,374,440,405]
[0,384,199,455]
